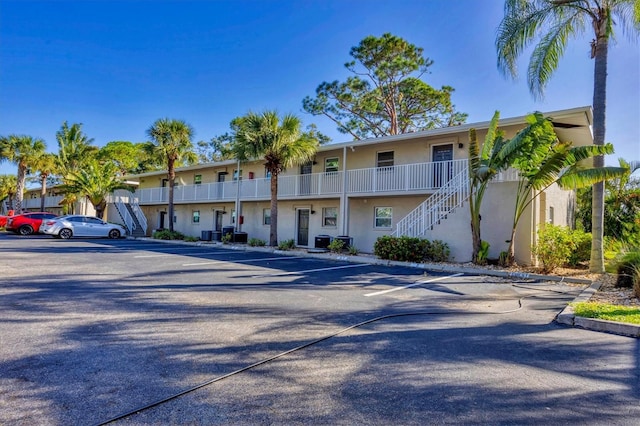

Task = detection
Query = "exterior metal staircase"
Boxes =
[111,191,148,237]
[392,167,470,238]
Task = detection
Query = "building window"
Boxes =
[231,209,236,223]
[233,169,242,181]
[265,167,272,179]
[192,210,200,223]
[322,207,337,227]
[377,151,394,168]
[263,208,271,225]
[325,157,339,173]
[194,174,202,185]
[375,207,392,228]
[549,206,554,224]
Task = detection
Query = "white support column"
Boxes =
[341,146,349,236]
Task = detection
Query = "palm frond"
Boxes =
[481,111,501,160]
[528,11,582,98]
[557,166,629,188]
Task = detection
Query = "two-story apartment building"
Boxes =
[111,106,593,265]
[6,185,95,217]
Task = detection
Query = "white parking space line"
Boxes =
[364,273,463,297]
[182,256,298,266]
[134,251,234,258]
[251,263,368,278]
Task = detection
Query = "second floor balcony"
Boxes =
[133,159,519,205]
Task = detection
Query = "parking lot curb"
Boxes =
[128,237,638,338]
[555,280,640,338]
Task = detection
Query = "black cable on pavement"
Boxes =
[96,283,581,425]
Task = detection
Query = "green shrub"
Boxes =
[532,225,573,272]
[533,224,593,272]
[184,236,198,242]
[567,228,591,266]
[498,251,509,267]
[248,238,266,247]
[278,239,295,250]
[373,236,449,263]
[152,229,185,240]
[476,240,490,265]
[616,251,640,288]
[221,233,232,244]
[348,245,359,256]
[327,238,345,253]
[428,239,450,262]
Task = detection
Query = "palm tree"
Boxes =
[468,112,513,263]
[146,118,197,232]
[59,192,78,215]
[56,121,98,177]
[30,152,58,212]
[63,160,133,219]
[231,111,319,246]
[0,174,18,212]
[496,0,640,272]
[499,113,623,263]
[0,135,46,212]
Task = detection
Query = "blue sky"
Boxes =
[1,0,638,176]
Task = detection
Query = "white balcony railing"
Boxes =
[346,159,468,193]
[134,171,344,204]
[22,196,65,210]
[131,160,517,205]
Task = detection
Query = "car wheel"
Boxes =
[18,225,34,236]
[108,229,121,239]
[59,228,73,239]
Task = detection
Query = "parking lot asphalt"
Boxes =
[1,233,639,425]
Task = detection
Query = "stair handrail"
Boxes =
[392,166,469,238]
[112,194,136,235]
[127,196,148,232]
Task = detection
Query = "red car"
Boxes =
[0,215,7,228]
[6,212,58,235]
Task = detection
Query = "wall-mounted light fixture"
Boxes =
[458,143,464,149]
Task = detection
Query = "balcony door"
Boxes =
[217,172,227,199]
[432,144,453,187]
[299,162,312,195]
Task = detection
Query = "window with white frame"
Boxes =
[263,208,271,225]
[231,209,236,223]
[233,169,242,181]
[374,207,392,228]
[376,151,394,168]
[194,174,202,185]
[192,210,200,223]
[322,207,337,227]
[549,206,554,224]
[325,157,339,173]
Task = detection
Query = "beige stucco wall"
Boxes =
[348,196,434,254]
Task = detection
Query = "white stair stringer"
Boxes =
[110,191,148,236]
[392,168,469,238]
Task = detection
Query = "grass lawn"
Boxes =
[571,302,640,325]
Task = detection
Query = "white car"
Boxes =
[40,215,127,239]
